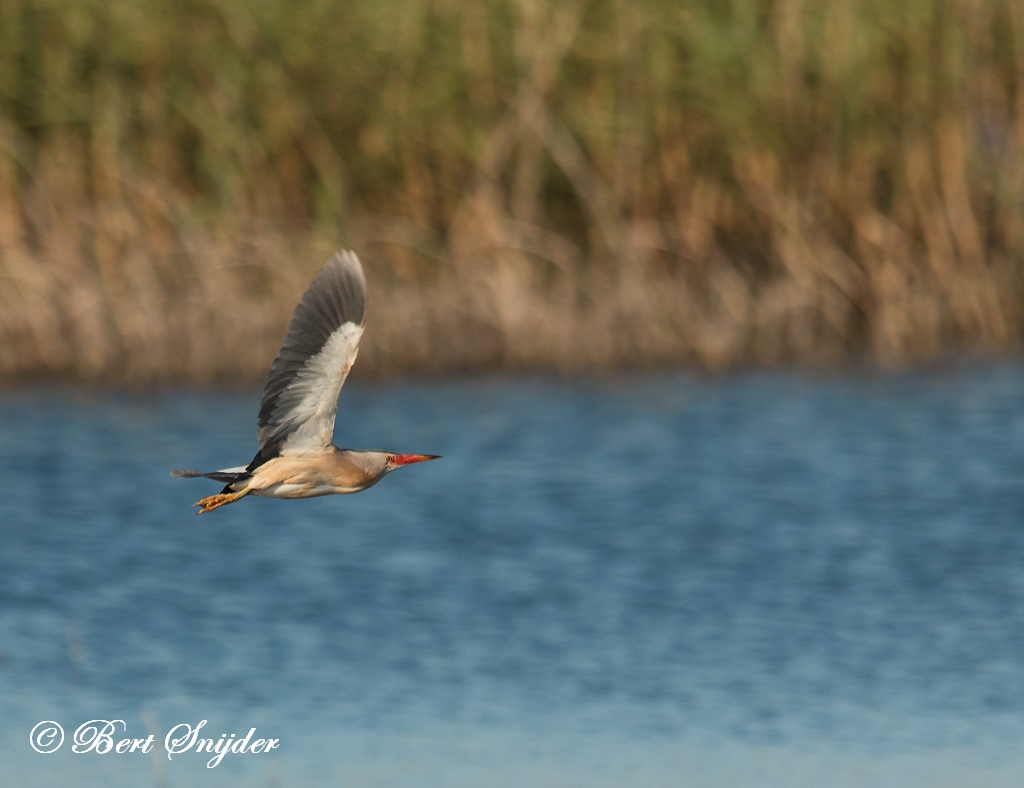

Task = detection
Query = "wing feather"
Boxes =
[254,251,367,464]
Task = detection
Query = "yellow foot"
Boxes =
[195,489,249,514]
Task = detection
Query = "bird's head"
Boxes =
[358,451,440,475]
[342,450,441,484]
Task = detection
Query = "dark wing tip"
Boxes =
[171,469,201,478]
[328,250,366,298]
[286,250,368,353]
[317,250,367,328]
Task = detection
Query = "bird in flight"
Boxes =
[173,251,439,513]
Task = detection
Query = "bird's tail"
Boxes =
[171,467,251,484]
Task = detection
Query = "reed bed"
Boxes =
[0,0,1022,382]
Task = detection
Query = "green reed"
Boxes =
[0,0,1021,381]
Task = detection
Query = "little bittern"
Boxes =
[173,251,439,513]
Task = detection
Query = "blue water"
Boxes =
[2,367,1024,786]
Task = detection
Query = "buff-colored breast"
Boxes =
[246,451,376,498]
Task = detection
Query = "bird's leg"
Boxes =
[195,487,251,515]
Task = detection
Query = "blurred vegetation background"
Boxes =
[0,0,1023,381]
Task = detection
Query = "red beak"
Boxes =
[392,454,441,466]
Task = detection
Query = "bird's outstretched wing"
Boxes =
[253,251,367,467]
